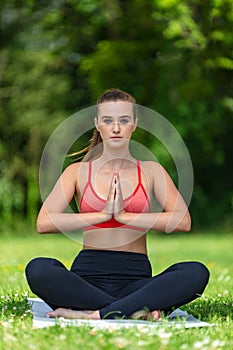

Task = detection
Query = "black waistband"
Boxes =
[80,249,148,258]
[71,249,152,278]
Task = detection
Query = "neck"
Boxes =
[96,148,134,171]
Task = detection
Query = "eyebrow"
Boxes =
[100,115,132,119]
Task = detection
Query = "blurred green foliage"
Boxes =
[0,0,232,230]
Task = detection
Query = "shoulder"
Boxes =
[64,161,92,183]
[63,162,79,175]
[139,160,165,174]
[139,161,169,185]
[60,162,90,188]
[63,162,89,174]
[61,162,84,180]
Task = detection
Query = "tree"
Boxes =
[0,0,232,230]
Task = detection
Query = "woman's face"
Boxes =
[95,101,137,146]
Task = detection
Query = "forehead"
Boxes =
[97,101,134,118]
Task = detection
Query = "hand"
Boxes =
[101,173,116,220]
[114,173,126,221]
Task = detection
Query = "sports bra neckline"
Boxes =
[86,160,143,202]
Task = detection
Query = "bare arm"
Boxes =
[114,163,191,233]
[37,164,115,234]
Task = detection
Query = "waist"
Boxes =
[83,228,147,254]
[71,249,152,278]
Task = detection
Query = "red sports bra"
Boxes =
[79,161,151,232]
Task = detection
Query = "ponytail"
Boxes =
[68,129,103,161]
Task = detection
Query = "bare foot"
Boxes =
[47,308,100,320]
[131,309,162,321]
[148,310,162,321]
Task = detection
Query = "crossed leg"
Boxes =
[26,257,161,320]
[25,257,116,310]
[25,258,209,320]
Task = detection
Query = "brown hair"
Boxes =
[72,89,136,161]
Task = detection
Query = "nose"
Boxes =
[112,121,120,133]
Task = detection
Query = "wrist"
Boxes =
[114,210,128,223]
[101,211,112,222]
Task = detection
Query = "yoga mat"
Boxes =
[28,298,212,329]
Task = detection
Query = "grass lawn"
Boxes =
[0,229,232,349]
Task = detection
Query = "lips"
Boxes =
[110,137,122,139]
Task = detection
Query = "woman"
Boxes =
[25,89,209,321]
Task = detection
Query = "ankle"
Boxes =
[89,310,100,320]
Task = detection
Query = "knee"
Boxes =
[25,258,51,290]
[189,262,210,292]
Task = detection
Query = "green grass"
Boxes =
[0,230,232,349]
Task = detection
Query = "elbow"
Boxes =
[36,207,58,233]
[182,213,191,232]
[36,209,60,233]
[165,212,191,233]
[36,220,47,234]
[36,216,53,234]
[169,212,191,233]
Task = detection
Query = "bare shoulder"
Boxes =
[64,162,91,187]
[140,161,178,199]
[64,162,88,174]
[63,162,79,174]
[61,162,85,182]
[61,162,90,193]
[139,161,170,188]
[140,160,165,175]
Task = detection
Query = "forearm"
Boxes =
[116,211,191,233]
[37,211,110,234]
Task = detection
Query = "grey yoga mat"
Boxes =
[28,298,212,329]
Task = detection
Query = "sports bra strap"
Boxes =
[137,160,142,184]
[88,161,92,183]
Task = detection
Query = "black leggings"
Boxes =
[25,249,209,319]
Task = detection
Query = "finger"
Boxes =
[115,177,122,197]
[115,172,120,182]
[114,181,120,199]
[114,180,124,213]
[107,183,116,201]
[106,173,117,200]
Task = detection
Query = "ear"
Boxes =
[132,117,138,132]
[94,117,100,132]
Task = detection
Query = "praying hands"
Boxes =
[102,173,126,221]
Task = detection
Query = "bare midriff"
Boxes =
[82,227,147,254]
